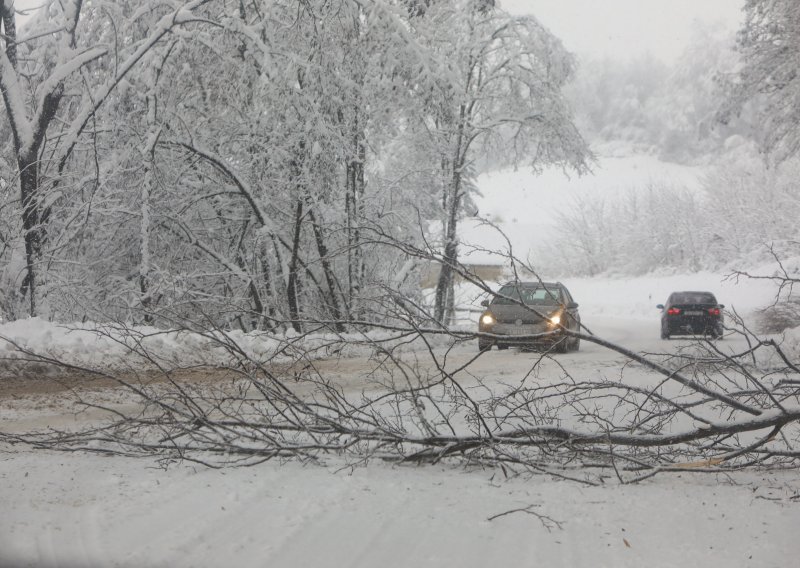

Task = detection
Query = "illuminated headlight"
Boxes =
[548,314,561,325]
[481,313,496,326]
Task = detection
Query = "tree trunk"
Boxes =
[18,158,44,317]
[309,209,346,330]
[433,104,468,325]
[286,200,304,332]
[345,106,366,314]
[257,240,277,332]
[140,135,156,325]
[433,187,460,325]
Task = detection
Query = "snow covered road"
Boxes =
[2,435,797,568]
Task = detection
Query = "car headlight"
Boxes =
[548,314,561,325]
[480,313,496,326]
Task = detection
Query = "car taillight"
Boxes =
[667,308,681,315]
[708,307,720,316]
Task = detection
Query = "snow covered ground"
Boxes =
[3,446,797,568]
[2,268,800,567]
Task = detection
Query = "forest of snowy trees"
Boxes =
[0,0,591,329]
[1,0,799,328]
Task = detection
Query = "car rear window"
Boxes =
[673,292,717,305]
[494,286,562,305]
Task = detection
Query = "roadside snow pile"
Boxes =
[0,318,220,375]
[0,318,459,375]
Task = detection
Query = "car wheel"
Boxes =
[478,340,492,352]
[571,337,580,352]
[497,344,509,350]
[660,324,670,340]
[554,337,569,353]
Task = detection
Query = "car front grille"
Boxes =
[492,322,550,336]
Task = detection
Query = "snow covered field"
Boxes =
[2,267,800,568]
[461,153,704,265]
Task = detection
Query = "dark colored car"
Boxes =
[478,281,581,353]
[657,291,725,339]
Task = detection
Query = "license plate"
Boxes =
[512,326,537,334]
[500,324,542,335]
[684,311,703,316]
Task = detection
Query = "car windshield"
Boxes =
[493,286,561,305]
[673,292,717,304]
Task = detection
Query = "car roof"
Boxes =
[500,281,562,288]
[669,291,718,302]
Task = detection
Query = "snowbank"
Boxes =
[0,318,459,374]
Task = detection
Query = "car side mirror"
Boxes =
[719,304,725,309]
[567,301,578,309]
[480,299,489,307]
[656,304,664,310]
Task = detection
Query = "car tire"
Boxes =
[571,337,580,352]
[554,337,569,353]
[478,340,492,352]
[660,324,670,340]
[497,344,509,350]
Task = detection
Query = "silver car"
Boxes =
[478,281,581,353]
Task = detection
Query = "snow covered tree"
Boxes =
[411,1,589,324]
[540,183,708,277]
[2,0,587,328]
[107,0,444,330]
[0,0,212,317]
[0,0,102,316]
[726,0,800,163]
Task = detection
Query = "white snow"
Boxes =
[2,153,799,567]
[2,451,797,568]
[0,50,33,151]
[462,154,704,265]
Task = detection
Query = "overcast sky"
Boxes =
[500,0,745,63]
